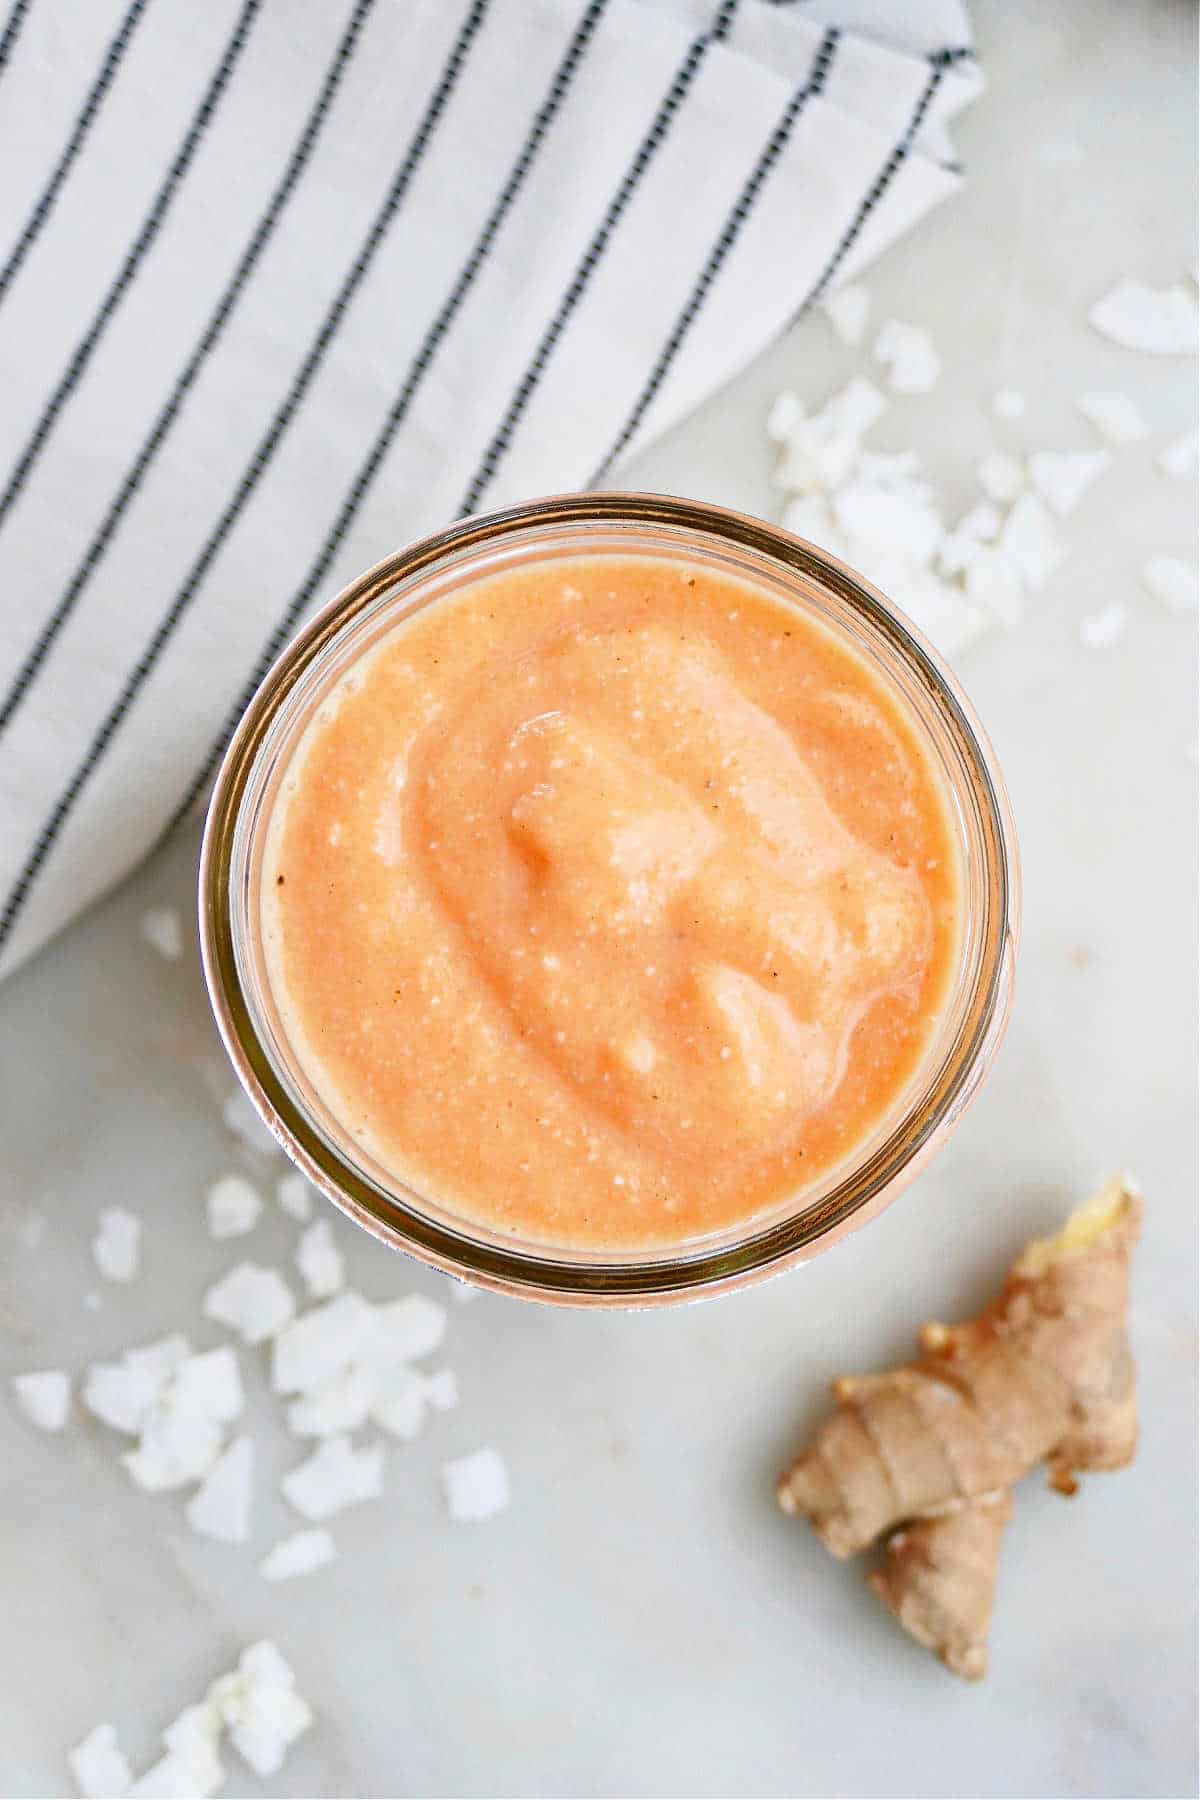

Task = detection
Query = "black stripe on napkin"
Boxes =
[0,0,32,84]
[592,24,839,484]
[161,0,612,846]
[456,0,741,517]
[0,0,489,953]
[0,0,150,308]
[0,0,261,538]
[0,0,376,738]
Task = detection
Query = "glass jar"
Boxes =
[199,493,1018,1306]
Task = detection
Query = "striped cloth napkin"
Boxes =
[0,0,981,980]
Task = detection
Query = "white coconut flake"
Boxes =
[281,1433,384,1521]
[1077,389,1148,444]
[765,389,802,444]
[999,493,1065,591]
[965,551,1025,629]
[205,1173,263,1241]
[1028,449,1111,517]
[221,1088,278,1157]
[186,1435,254,1544]
[1142,555,1198,612]
[203,1264,295,1345]
[773,377,887,494]
[69,1723,132,1799]
[260,1528,337,1582]
[872,320,941,394]
[139,906,184,962]
[1079,602,1129,649]
[12,1369,70,1431]
[992,389,1026,420]
[442,1446,510,1523]
[129,1701,224,1800]
[171,1347,243,1424]
[372,1364,459,1440]
[1089,279,1198,354]
[285,1362,376,1438]
[271,1291,378,1395]
[122,1401,223,1493]
[1157,427,1198,478]
[92,1208,141,1283]
[275,1171,315,1222]
[977,450,1027,505]
[83,1337,190,1436]
[211,1641,314,1779]
[295,1217,344,1298]
[820,282,870,346]
[371,1293,448,1365]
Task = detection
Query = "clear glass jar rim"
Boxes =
[199,492,1020,1306]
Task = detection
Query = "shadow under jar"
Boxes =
[200,493,1018,1307]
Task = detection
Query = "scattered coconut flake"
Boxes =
[977,450,1027,504]
[69,1723,132,1799]
[171,1347,243,1424]
[965,550,1025,629]
[773,376,887,493]
[281,1433,384,1521]
[205,1173,263,1241]
[139,906,183,962]
[221,1088,278,1157]
[129,1700,223,1799]
[1157,427,1198,478]
[92,1207,141,1283]
[832,477,944,564]
[820,282,870,346]
[371,1293,448,1365]
[83,1337,190,1435]
[260,1528,337,1582]
[442,1446,510,1523]
[1142,555,1198,612]
[1028,448,1111,517]
[938,501,1004,576]
[1077,390,1148,444]
[186,1435,254,1544]
[992,389,1026,420]
[203,1263,295,1345]
[1089,279,1198,354]
[285,1362,376,1439]
[271,1291,377,1395]
[1079,602,1129,649]
[275,1171,315,1223]
[371,1364,459,1440]
[12,1369,70,1431]
[424,1367,459,1412]
[765,389,802,444]
[295,1217,344,1298]
[873,319,940,394]
[999,493,1065,591]
[122,1400,223,1493]
[211,1641,313,1779]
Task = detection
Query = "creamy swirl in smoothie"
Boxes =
[262,554,960,1248]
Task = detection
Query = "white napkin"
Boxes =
[0,0,980,980]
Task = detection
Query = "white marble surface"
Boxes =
[1,4,1196,1796]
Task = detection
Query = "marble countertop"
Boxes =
[1,4,1196,1795]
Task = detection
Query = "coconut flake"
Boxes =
[872,320,940,394]
[281,1433,384,1521]
[271,1291,378,1395]
[122,1402,223,1493]
[965,550,1025,629]
[69,1723,132,1799]
[442,1446,510,1523]
[1089,279,1198,354]
[999,493,1065,591]
[129,1701,224,1799]
[1079,602,1129,649]
[371,1364,459,1440]
[832,479,944,565]
[1158,428,1198,478]
[370,1293,448,1365]
[1142,556,1198,612]
[1076,390,1148,444]
[275,1171,315,1223]
[203,1264,295,1345]
[295,1217,344,1298]
[285,1362,376,1439]
[260,1528,337,1581]
[765,390,802,444]
[171,1347,243,1424]
[186,1435,254,1544]
[977,451,1027,505]
[12,1369,70,1431]
[773,377,887,494]
[205,1174,263,1241]
[92,1208,141,1283]
[991,389,1026,420]
[820,282,870,346]
[221,1088,278,1157]
[139,906,183,962]
[83,1337,190,1436]
[938,502,1004,576]
[211,1641,313,1779]
[1028,449,1111,517]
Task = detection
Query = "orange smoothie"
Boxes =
[262,554,960,1250]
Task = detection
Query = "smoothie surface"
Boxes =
[263,553,960,1248]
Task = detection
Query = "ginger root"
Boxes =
[776,1176,1142,1679]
